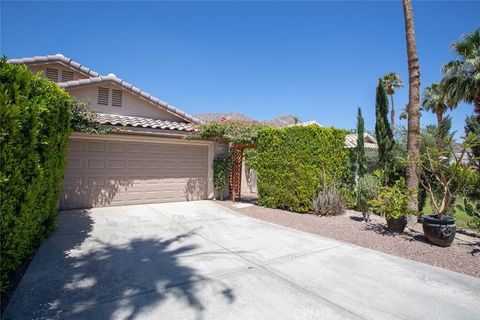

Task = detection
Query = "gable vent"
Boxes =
[111,89,123,107]
[45,68,59,82]
[97,87,109,106]
[61,70,74,82]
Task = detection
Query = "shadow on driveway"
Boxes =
[3,209,234,319]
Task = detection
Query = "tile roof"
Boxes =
[95,113,195,132]
[345,133,378,149]
[7,54,100,77]
[288,120,323,127]
[58,75,200,124]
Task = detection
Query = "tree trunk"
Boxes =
[402,0,421,227]
[436,109,443,149]
[390,94,395,132]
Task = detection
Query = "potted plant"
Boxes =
[369,179,416,233]
[416,133,480,247]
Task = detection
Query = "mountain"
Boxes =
[194,112,299,127]
[194,112,253,123]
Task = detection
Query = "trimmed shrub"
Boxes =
[255,126,350,212]
[0,59,73,290]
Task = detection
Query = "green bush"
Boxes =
[0,59,73,290]
[339,187,357,209]
[456,198,480,231]
[369,179,416,219]
[255,126,350,212]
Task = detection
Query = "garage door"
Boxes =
[59,136,209,209]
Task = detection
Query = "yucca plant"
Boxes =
[312,187,346,216]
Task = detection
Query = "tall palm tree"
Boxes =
[382,72,404,131]
[402,0,421,220]
[441,28,480,122]
[422,83,454,146]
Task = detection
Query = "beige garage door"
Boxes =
[59,136,208,209]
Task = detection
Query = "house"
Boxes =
[345,133,378,149]
[8,54,226,209]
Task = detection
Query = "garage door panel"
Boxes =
[60,138,208,209]
[87,141,106,152]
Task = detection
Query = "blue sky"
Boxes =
[1,1,479,137]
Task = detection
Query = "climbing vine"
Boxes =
[213,155,232,200]
[193,120,268,144]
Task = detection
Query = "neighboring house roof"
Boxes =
[7,54,100,78]
[288,120,323,127]
[58,75,200,123]
[345,133,378,149]
[95,113,194,132]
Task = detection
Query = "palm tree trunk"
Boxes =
[390,94,395,132]
[436,109,443,148]
[402,0,421,227]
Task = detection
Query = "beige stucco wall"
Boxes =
[67,84,183,121]
[241,161,257,195]
[28,63,90,81]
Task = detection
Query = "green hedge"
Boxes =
[255,126,350,213]
[0,59,73,290]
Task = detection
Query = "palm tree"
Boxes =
[422,83,454,147]
[441,28,480,122]
[402,0,421,221]
[382,72,404,131]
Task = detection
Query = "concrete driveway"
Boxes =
[4,201,479,320]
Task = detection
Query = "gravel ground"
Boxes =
[216,200,480,278]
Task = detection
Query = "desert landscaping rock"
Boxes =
[218,201,480,278]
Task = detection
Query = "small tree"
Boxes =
[213,155,232,200]
[375,79,395,183]
[356,107,367,178]
[416,133,480,217]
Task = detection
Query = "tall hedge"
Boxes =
[0,59,73,290]
[255,126,350,212]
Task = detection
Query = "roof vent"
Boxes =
[112,89,123,107]
[98,87,109,106]
[61,70,74,82]
[45,68,59,82]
